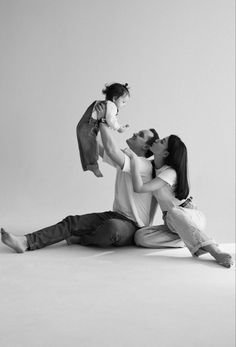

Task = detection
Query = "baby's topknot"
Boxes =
[102,82,130,101]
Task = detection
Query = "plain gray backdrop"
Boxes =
[0,0,235,242]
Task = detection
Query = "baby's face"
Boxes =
[113,94,130,111]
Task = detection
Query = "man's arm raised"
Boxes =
[98,144,104,158]
[100,123,125,168]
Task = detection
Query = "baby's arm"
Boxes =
[105,101,120,130]
[106,113,121,130]
[117,124,129,133]
[107,114,129,133]
[106,101,129,132]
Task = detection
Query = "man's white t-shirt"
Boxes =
[153,165,185,212]
[103,151,153,227]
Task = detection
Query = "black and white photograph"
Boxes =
[0,0,235,346]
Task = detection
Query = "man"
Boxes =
[1,119,159,253]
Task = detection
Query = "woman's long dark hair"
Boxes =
[165,135,189,200]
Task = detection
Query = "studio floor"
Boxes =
[0,242,235,347]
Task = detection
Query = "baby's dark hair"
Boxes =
[102,83,130,101]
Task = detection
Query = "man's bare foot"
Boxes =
[214,252,234,268]
[1,228,28,253]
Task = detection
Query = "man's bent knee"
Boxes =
[95,219,136,247]
[134,229,148,247]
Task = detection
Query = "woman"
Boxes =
[125,135,233,268]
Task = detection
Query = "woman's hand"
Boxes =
[122,148,137,160]
[123,148,143,192]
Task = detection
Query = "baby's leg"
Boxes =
[87,164,103,178]
[1,228,28,253]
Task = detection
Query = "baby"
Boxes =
[76,83,130,177]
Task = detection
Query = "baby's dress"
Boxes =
[76,100,120,177]
[76,100,103,177]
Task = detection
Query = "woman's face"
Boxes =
[151,136,169,157]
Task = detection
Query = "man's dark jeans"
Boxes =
[26,211,138,250]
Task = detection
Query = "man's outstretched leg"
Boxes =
[1,211,137,253]
[1,215,77,253]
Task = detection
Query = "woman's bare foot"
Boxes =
[1,228,28,253]
[213,252,234,268]
[202,244,234,268]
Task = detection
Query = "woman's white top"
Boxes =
[153,165,185,212]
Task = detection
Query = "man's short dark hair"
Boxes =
[145,128,159,158]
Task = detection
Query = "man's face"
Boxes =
[126,129,155,155]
